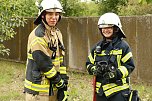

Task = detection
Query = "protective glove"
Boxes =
[55,79,65,89]
[60,74,69,85]
[90,65,103,76]
[57,85,68,101]
[129,90,141,101]
[103,68,122,83]
[103,71,116,80]
[56,74,69,101]
[51,73,66,89]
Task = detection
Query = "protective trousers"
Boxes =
[25,90,58,101]
[96,89,129,101]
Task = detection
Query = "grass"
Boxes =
[0,60,25,101]
[0,60,151,101]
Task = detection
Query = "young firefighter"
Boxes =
[86,12,135,101]
[24,0,69,101]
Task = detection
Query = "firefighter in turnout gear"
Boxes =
[24,0,69,101]
[86,12,135,101]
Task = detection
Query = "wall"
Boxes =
[1,16,152,83]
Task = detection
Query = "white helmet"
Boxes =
[98,12,126,38]
[34,0,64,25]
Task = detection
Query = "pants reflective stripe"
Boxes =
[104,84,129,97]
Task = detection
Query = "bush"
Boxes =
[119,3,152,16]
[0,0,26,55]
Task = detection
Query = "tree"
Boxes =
[139,0,152,4]
[61,0,86,16]
[93,0,128,15]
[0,0,26,55]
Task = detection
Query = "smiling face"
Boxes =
[42,11,60,27]
[100,26,114,39]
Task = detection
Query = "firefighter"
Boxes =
[86,12,135,101]
[24,0,69,101]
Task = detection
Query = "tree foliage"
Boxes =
[139,0,152,4]
[61,0,98,17]
[0,0,26,55]
[61,0,82,16]
[18,0,38,17]
[97,0,128,15]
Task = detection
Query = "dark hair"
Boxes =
[113,25,125,39]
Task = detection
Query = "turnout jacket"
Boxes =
[24,21,67,95]
[86,36,135,97]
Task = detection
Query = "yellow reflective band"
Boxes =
[103,78,127,90]
[59,66,67,74]
[27,53,33,60]
[121,52,133,63]
[63,91,68,101]
[52,61,60,65]
[96,88,99,93]
[129,90,133,101]
[101,50,106,55]
[52,58,60,65]
[96,82,101,93]
[121,78,127,84]
[104,84,129,97]
[118,66,128,78]
[44,67,57,78]
[24,79,49,92]
[102,83,117,91]
[96,82,101,88]
[54,57,60,61]
[30,37,48,49]
[88,53,95,64]
[60,56,63,62]
[117,55,122,68]
[110,49,122,55]
[95,50,106,56]
[96,49,122,56]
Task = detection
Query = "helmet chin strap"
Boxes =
[42,15,54,27]
[41,11,48,26]
[42,17,48,26]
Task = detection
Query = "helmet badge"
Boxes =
[54,4,57,8]
[101,20,105,24]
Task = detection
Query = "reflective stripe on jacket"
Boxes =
[86,38,135,97]
[24,22,67,94]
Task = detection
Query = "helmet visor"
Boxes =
[98,24,114,28]
[45,8,63,13]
